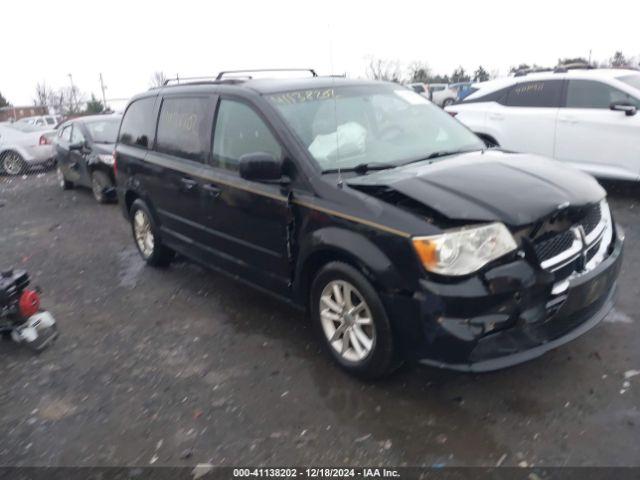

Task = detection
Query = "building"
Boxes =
[0,105,49,122]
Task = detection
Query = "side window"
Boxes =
[71,125,85,143]
[156,97,212,162]
[119,97,156,149]
[566,80,640,109]
[506,80,563,108]
[61,125,72,142]
[211,100,282,172]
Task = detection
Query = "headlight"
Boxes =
[98,153,114,165]
[412,222,517,276]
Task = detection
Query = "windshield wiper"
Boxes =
[401,148,481,167]
[323,162,396,174]
[352,162,396,174]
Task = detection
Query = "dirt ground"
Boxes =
[0,171,638,467]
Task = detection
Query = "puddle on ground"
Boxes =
[118,247,145,288]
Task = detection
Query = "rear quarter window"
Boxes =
[119,97,156,148]
[505,80,563,108]
[156,96,213,162]
[460,86,509,105]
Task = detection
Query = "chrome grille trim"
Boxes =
[541,199,611,273]
[540,230,582,270]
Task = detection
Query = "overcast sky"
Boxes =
[3,0,639,108]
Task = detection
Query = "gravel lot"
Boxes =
[0,171,639,467]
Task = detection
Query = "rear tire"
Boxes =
[57,165,74,190]
[1,151,27,176]
[310,261,401,379]
[129,199,174,267]
[91,171,112,204]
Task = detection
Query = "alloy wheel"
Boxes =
[3,153,24,176]
[133,210,154,258]
[319,280,375,362]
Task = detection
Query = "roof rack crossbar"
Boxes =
[514,63,596,77]
[163,76,230,86]
[215,68,317,80]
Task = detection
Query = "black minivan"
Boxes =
[115,71,623,378]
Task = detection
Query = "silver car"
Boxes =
[18,115,61,129]
[0,122,56,175]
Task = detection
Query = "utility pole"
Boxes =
[99,73,108,110]
[68,73,77,112]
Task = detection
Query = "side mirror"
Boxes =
[69,141,84,151]
[610,103,637,116]
[238,152,284,182]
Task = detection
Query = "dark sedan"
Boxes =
[55,115,121,203]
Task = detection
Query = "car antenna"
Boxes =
[328,23,343,189]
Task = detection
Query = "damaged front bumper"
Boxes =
[385,226,624,372]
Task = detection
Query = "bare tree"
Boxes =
[365,57,401,82]
[150,71,168,88]
[49,86,85,115]
[47,89,66,115]
[34,82,52,106]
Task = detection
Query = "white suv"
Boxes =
[446,68,640,181]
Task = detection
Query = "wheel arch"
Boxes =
[294,227,410,306]
[124,189,141,217]
[0,147,28,161]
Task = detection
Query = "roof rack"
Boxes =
[553,63,595,73]
[513,63,597,77]
[162,76,247,86]
[216,68,317,80]
[513,67,554,77]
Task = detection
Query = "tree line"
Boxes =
[367,50,639,84]
[1,53,638,115]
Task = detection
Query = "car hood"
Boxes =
[347,150,606,227]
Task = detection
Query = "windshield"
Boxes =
[85,118,121,143]
[267,84,483,172]
[618,74,640,92]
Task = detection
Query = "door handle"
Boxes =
[202,183,221,198]
[488,113,504,121]
[180,177,198,191]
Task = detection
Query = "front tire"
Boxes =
[57,166,74,190]
[310,261,400,379]
[1,151,27,176]
[91,171,112,204]
[129,199,174,267]
[442,97,455,107]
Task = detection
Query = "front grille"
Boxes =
[553,257,581,282]
[534,230,575,262]
[532,200,610,283]
[579,203,601,236]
